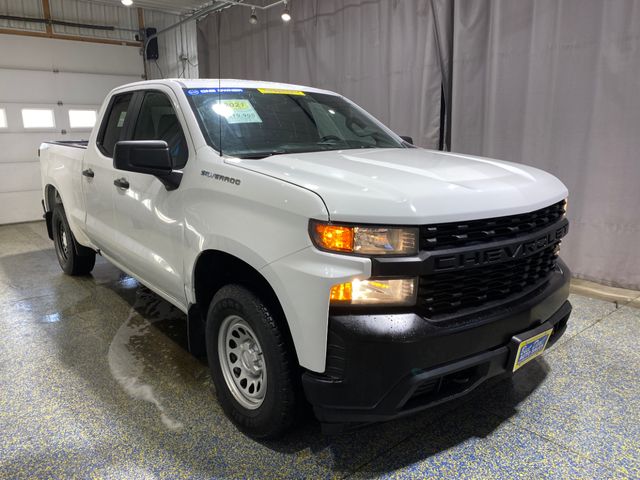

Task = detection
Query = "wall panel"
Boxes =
[0,33,142,225]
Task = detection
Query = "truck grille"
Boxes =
[420,200,566,251]
[418,244,559,318]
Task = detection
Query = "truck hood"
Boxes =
[227,148,568,224]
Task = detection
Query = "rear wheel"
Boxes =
[52,204,96,275]
[206,284,296,439]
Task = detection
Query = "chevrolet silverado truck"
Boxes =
[39,79,571,438]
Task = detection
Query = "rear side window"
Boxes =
[132,91,189,168]
[99,93,133,157]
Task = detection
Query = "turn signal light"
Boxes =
[330,282,352,302]
[310,220,418,256]
[313,223,354,252]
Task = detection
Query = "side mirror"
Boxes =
[400,135,414,145]
[113,140,182,190]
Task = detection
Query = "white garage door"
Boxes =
[0,33,144,225]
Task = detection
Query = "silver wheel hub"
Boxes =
[61,231,68,253]
[218,315,266,410]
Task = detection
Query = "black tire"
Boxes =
[206,284,297,439]
[52,204,96,276]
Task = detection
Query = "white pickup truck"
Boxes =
[39,79,571,438]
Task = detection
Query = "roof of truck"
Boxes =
[115,79,339,97]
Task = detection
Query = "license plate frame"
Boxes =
[512,328,553,372]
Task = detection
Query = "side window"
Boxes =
[133,91,189,168]
[99,93,133,157]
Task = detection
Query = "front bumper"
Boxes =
[302,259,571,428]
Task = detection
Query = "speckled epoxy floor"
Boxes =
[1,221,638,479]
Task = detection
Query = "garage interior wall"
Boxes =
[0,0,199,225]
[0,33,143,224]
[198,0,640,290]
[143,9,199,80]
[449,0,640,290]
[197,0,445,149]
[0,0,200,79]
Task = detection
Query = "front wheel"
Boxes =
[52,204,96,275]
[206,284,297,439]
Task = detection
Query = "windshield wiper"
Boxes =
[235,150,287,159]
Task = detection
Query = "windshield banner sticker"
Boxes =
[186,88,244,95]
[257,88,305,96]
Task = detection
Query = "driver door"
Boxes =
[111,88,190,307]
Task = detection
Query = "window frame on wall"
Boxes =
[0,108,7,129]
[68,109,98,130]
[21,108,56,129]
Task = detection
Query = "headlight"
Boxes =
[310,220,418,256]
[330,278,417,306]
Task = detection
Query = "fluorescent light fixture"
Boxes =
[21,109,55,129]
[68,109,97,128]
[121,0,133,6]
[0,108,7,128]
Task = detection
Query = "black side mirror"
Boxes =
[113,140,182,190]
[400,135,414,145]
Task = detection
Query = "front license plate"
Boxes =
[513,328,553,372]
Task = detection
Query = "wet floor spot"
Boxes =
[41,313,61,323]
[107,288,186,432]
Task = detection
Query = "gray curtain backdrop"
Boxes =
[197,0,640,289]
[450,0,640,289]
[197,0,444,148]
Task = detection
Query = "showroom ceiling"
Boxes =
[101,0,216,15]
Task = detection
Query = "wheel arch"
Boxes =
[43,184,62,239]
[45,183,93,257]
[188,249,299,365]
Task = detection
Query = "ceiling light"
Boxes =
[121,0,133,6]
[249,7,258,24]
[212,103,234,118]
[281,1,291,22]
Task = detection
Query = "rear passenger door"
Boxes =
[83,91,134,256]
[111,88,190,307]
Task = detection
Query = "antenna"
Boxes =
[217,11,223,157]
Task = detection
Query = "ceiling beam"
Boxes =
[41,0,53,35]
[0,28,141,47]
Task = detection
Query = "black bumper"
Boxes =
[303,259,571,427]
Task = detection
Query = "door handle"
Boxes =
[82,168,94,178]
[113,177,130,189]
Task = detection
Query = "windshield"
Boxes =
[184,87,405,159]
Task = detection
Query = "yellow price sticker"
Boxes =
[219,99,262,124]
[257,88,306,96]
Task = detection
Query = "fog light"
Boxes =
[330,278,417,306]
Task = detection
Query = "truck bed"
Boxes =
[44,140,89,149]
